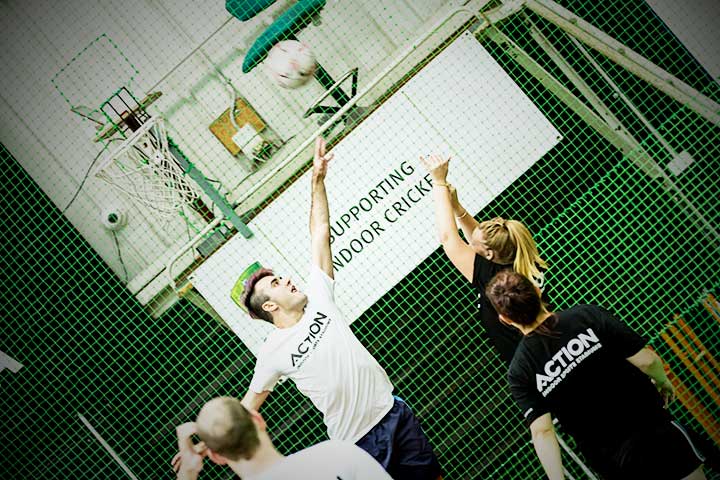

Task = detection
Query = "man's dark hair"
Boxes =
[485,270,542,326]
[196,397,260,461]
[241,268,275,324]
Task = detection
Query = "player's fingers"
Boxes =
[176,422,197,443]
[430,154,444,167]
[324,151,334,162]
[314,136,322,158]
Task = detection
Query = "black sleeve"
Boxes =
[591,306,647,358]
[471,254,495,289]
[508,360,549,427]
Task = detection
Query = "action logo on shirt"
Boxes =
[536,327,602,397]
[290,311,332,368]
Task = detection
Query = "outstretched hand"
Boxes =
[419,154,451,183]
[313,136,335,181]
[171,422,207,478]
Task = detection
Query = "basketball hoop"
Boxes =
[93,116,201,219]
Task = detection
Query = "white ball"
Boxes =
[265,40,317,89]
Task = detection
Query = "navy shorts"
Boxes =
[588,421,704,480]
[355,396,441,480]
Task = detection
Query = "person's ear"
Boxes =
[485,249,494,261]
[207,449,229,466]
[262,301,279,313]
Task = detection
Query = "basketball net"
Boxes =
[94,116,200,219]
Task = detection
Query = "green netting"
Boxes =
[1,0,719,479]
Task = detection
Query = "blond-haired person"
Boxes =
[420,154,549,364]
[171,397,392,480]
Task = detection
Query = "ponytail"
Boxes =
[478,217,548,288]
[505,220,548,287]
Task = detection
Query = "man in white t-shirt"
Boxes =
[171,396,391,480]
[230,137,442,480]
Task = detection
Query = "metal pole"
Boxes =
[525,0,720,126]
[167,141,252,238]
[78,413,140,480]
[555,426,600,480]
[566,33,682,161]
[483,27,657,174]
[522,14,662,178]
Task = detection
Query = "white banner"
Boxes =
[191,32,562,355]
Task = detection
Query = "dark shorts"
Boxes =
[587,421,704,480]
[356,396,442,480]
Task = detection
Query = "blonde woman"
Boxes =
[421,154,549,364]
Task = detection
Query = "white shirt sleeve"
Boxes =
[306,264,335,302]
[248,357,281,393]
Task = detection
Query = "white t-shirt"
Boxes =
[249,265,394,442]
[250,441,393,480]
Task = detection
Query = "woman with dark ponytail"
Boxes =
[485,270,706,480]
[420,154,549,364]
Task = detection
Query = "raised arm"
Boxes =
[172,422,207,480]
[449,184,481,243]
[310,137,335,279]
[420,154,475,282]
[530,413,565,480]
[627,347,676,407]
[241,389,271,412]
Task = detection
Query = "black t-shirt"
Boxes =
[508,305,671,453]
[471,254,549,364]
